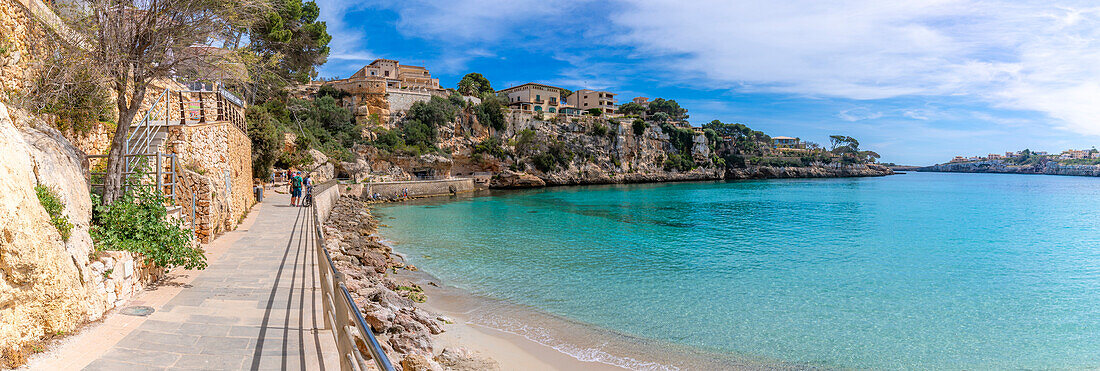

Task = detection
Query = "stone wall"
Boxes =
[386,90,433,120]
[364,178,474,199]
[167,122,254,243]
[0,0,39,94]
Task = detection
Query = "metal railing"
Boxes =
[88,152,197,231]
[311,195,395,371]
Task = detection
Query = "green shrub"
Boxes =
[35,185,72,241]
[473,137,508,159]
[632,119,646,136]
[664,153,694,171]
[532,153,557,172]
[591,122,609,137]
[91,189,205,270]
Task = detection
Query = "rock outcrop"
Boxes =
[0,102,96,361]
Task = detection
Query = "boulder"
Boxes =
[490,170,545,188]
[435,347,501,371]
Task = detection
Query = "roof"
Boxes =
[498,82,570,95]
[772,136,798,140]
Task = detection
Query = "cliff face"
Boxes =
[0,102,98,359]
[919,161,1100,177]
[347,111,892,187]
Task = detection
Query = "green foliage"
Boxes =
[663,153,694,171]
[457,73,493,96]
[35,185,72,241]
[247,105,282,179]
[513,129,538,156]
[750,157,804,167]
[651,112,669,123]
[250,0,332,85]
[632,119,646,136]
[703,120,771,153]
[591,122,610,137]
[618,102,647,116]
[659,122,696,155]
[474,94,506,130]
[473,137,508,159]
[531,141,574,172]
[586,108,603,116]
[647,98,688,121]
[91,189,204,270]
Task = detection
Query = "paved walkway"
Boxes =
[72,192,337,370]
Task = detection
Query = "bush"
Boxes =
[35,185,72,241]
[632,119,646,136]
[91,189,205,270]
[531,141,574,172]
[591,122,609,137]
[474,96,506,130]
[664,153,694,171]
[473,137,508,159]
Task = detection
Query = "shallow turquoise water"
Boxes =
[376,172,1100,369]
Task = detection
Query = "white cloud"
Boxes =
[314,0,374,63]
[609,0,1100,135]
[838,107,885,122]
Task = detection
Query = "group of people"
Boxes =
[286,170,312,207]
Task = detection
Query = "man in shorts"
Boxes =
[290,172,303,206]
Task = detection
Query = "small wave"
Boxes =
[476,315,680,371]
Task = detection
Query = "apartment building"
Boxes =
[567,89,617,114]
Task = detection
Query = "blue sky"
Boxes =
[315,0,1100,165]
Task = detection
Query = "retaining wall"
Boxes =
[313,180,341,223]
[363,178,474,198]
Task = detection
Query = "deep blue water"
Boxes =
[376,172,1100,369]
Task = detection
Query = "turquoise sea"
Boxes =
[376,172,1100,369]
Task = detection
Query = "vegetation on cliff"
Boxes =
[91,189,205,270]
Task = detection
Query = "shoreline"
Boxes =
[372,200,828,371]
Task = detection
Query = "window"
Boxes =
[584,103,589,106]
[535,106,543,112]
[371,71,376,76]
[549,107,556,113]
[536,94,541,101]
[384,71,390,77]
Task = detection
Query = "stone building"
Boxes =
[499,82,571,114]
[567,89,617,114]
[324,58,448,124]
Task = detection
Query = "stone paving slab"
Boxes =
[78,193,338,370]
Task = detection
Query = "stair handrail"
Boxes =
[123,89,171,178]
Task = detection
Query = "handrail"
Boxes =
[311,197,395,371]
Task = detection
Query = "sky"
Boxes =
[314,0,1100,165]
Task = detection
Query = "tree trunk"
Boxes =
[102,82,149,204]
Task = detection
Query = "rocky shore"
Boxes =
[919,161,1100,177]
[321,196,500,370]
[491,163,892,188]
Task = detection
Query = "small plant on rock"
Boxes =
[35,185,72,241]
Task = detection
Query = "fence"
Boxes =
[311,182,395,371]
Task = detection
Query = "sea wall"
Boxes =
[920,161,1100,177]
[364,178,475,198]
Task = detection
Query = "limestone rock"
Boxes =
[490,170,545,188]
[435,347,501,371]
[0,102,96,353]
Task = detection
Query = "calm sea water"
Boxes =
[376,172,1100,369]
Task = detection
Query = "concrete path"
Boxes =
[40,192,338,370]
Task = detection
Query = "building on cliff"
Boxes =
[324,58,449,123]
[567,89,617,115]
[499,82,573,114]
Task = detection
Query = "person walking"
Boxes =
[290,172,303,206]
[303,174,314,207]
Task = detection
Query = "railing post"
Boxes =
[155,154,163,195]
[178,91,186,124]
[198,92,206,123]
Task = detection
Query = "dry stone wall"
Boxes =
[167,122,254,243]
